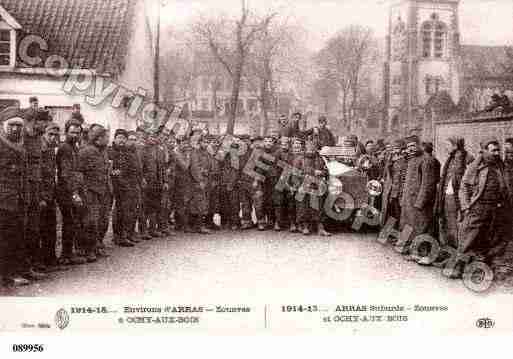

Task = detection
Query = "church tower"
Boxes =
[384,0,461,135]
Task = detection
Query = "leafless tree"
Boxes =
[245,16,306,134]
[191,0,276,134]
[315,25,376,131]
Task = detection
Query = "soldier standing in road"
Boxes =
[380,139,407,230]
[189,131,212,234]
[296,139,330,236]
[0,108,31,286]
[110,129,137,247]
[134,128,151,240]
[303,116,336,150]
[400,135,438,255]
[459,138,512,277]
[435,137,473,250]
[22,107,50,280]
[142,132,167,238]
[78,125,111,262]
[39,121,68,272]
[206,135,223,230]
[56,119,87,266]
[174,138,193,232]
[272,137,293,231]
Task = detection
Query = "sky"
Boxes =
[160,0,513,51]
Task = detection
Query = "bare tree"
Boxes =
[192,1,276,134]
[315,25,375,131]
[247,17,307,135]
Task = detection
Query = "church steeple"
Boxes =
[384,0,461,136]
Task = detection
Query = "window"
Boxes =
[201,77,209,92]
[425,75,444,96]
[0,29,11,66]
[421,14,447,58]
[201,98,209,111]
[392,17,407,61]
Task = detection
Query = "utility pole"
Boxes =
[154,1,162,104]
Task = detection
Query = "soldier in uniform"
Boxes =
[296,139,331,236]
[221,138,242,230]
[39,121,68,272]
[157,132,173,236]
[303,116,336,149]
[164,134,178,234]
[174,137,193,232]
[189,131,212,234]
[22,105,50,279]
[0,108,31,286]
[435,137,473,249]
[56,119,87,265]
[134,128,151,240]
[459,138,512,275]
[110,129,137,247]
[206,135,223,230]
[272,137,296,231]
[142,132,168,238]
[380,139,407,230]
[78,125,111,262]
[400,135,438,255]
[239,136,258,230]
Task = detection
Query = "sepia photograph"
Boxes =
[1,0,513,339]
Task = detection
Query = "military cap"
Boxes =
[0,106,26,124]
[480,136,499,149]
[114,128,128,138]
[44,121,60,132]
[404,135,420,146]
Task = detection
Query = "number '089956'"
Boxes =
[12,344,44,352]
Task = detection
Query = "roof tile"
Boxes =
[0,0,136,77]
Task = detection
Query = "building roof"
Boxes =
[461,45,511,79]
[0,0,137,77]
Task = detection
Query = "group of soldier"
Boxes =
[1,95,512,287]
[0,102,340,287]
[379,134,513,281]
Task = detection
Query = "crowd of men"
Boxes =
[0,96,512,288]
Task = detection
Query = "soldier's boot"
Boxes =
[2,276,31,287]
[274,209,282,231]
[289,223,298,233]
[198,217,212,235]
[241,220,253,230]
[257,220,266,231]
[302,224,311,235]
[318,223,331,237]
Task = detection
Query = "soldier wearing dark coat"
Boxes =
[458,138,512,274]
[222,141,243,230]
[189,131,212,234]
[400,135,438,253]
[56,119,87,265]
[303,116,336,149]
[142,133,167,237]
[174,139,193,232]
[206,136,223,230]
[295,139,330,236]
[39,122,66,271]
[78,125,111,262]
[22,107,50,279]
[0,108,30,286]
[164,135,178,234]
[110,129,138,247]
[239,137,258,230]
[241,135,276,231]
[272,137,296,231]
[435,137,473,249]
[134,128,150,239]
[380,139,407,228]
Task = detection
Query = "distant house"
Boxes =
[0,0,157,132]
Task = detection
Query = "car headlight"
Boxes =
[366,180,382,196]
[328,177,343,196]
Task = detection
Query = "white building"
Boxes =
[0,0,157,132]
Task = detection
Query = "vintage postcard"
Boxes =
[1,0,513,346]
